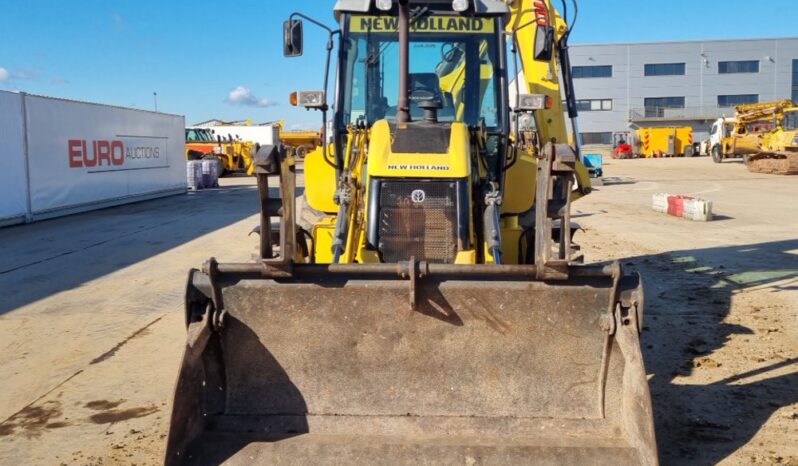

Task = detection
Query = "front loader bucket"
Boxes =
[166,262,657,466]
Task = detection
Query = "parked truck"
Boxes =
[708,117,740,163]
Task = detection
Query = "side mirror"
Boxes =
[284,20,304,57]
[533,25,555,62]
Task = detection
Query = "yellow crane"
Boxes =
[165,2,658,464]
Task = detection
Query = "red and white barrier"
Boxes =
[653,193,713,222]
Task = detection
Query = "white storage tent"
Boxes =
[0,90,187,226]
[0,92,29,226]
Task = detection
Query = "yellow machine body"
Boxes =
[721,100,798,174]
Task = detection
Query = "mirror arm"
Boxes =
[289,12,337,37]
[322,32,341,179]
[288,12,343,176]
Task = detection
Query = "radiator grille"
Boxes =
[378,181,458,264]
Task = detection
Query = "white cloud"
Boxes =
[51,77,70,85]
[225,86,277,108]
[0,67,38,82]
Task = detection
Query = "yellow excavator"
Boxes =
[726,100,798,175]
[165,1,658,464]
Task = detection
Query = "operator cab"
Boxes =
[338,11,505,132]
[783,109,798,131]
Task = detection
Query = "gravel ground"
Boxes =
[575,155,797,465]
[0,158,795,465]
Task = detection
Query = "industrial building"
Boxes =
[567,37,798,144]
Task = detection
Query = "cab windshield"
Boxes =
[340,14,501,129]
[186,129,214,143]
[783,110,798,131]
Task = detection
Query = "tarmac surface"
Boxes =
[0,157,795,465]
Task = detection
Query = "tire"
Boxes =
[684,146,695,158]
[295,145,309,159]
[711,145,723,164]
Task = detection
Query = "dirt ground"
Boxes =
[575,156,798,465]
[0,157,795,465]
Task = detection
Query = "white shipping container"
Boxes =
[0,91,29,226]
[23,94,186,221]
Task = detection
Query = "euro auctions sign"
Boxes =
[68,137,168,172]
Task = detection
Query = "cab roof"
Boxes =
[333,0,511,21]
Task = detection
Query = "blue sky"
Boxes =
[1,1,796,129]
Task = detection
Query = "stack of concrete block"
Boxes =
[652,193,713,222]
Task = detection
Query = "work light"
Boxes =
[291,91,326,109]
[517,94,552,111]
[452,0,469,12]
[376,0,392,11]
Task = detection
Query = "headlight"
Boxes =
[452,0,469,12]
[516,94,552,111]
[375,0,392,11]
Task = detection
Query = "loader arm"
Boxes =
[506,0,592,197]
[507,0,569,144]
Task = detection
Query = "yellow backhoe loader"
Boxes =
[165,1,658,464]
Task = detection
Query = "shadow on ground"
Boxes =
[0,183,281,316]
[620,239,798,465]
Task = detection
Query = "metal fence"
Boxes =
[629,106,734,122]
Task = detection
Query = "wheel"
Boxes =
[295,145,310,159]
[743,154,751,166]
[711,145,723,164]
